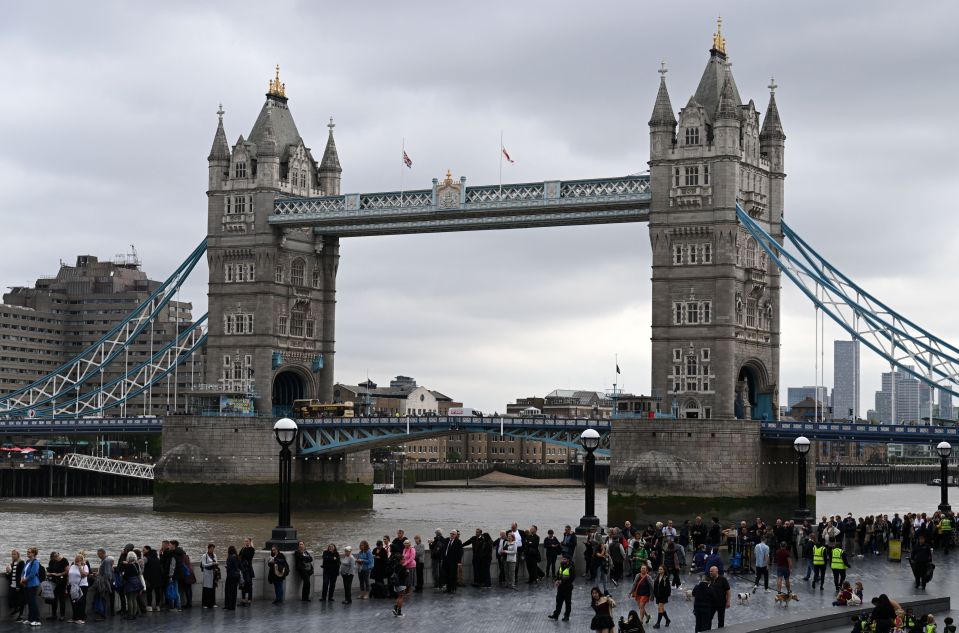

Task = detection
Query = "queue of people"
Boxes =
[3,507,955,629]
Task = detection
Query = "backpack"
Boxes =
[37,564,46,582]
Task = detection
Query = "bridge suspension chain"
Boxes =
[737,206,959,399]
[0,240,208,416]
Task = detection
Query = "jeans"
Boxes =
[125,591,139,618]
[432,558,444,587]
[51,584,68,619]
[754,566,768,590]
[832,568,846,591]
[416,562,424,591]
[545,555,557,578]
[300,574,311,601]
[273,579,285,602]
[321,570,337,600]
[26,585,40,622]
[813,565,826,588]
[595,565,609,593]
[358,569,370,593]
[71,587,87,621]
[341,574,353,602]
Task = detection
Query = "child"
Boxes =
[833,581,853,606]
[943,616,955,633]
[849,580,863,606]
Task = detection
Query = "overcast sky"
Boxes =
[1,1,957,415]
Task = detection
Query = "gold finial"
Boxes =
[712,15,726,54]
[268,64,287,98]
[444,169,453,185]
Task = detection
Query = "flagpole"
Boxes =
[400,137,405,207]
[499,130,503,199]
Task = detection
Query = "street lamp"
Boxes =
[937,441,952,514]
[793,436,812,522]
[265,418,299,551]
[577,428,601,534]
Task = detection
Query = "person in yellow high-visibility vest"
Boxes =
[938,514,953,555]
[809,535,827,592]
[830,544,850,592]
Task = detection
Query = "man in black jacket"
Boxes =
[524,525,544,584]
[909,534,933,589]
[560,525,577,559]
[547,555,575,621]
[442,531,463,594]
[691,516,708,550]
[462,529,485,587]
[428,530,446,589]
[493,531,508,586]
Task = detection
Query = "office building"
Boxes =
[832,339,859,420]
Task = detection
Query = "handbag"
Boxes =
[40,579,56,600]
[69,583,82,602]
[165,580,179,602]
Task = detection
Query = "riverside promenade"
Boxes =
[3,550,954,631]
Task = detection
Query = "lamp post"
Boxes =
[937,441,952,514]
[577,428,601,534]
[793,436,812,522]
[265,418,299,551]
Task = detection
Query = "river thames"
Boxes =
[0,483,949,555]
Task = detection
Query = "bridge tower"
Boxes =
[648,22,785,421]
[205,67,342,414]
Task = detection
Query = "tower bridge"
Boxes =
[3,24,957,520]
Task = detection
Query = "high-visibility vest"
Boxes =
[812,545,826,566]
[560,566,571,578]
[831,548,846,570]
[940,517,952,532]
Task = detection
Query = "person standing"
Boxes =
[462,528,485,588]
[293,541,314,602]
[67,553,89,624]
[910,534,933,590]
[356,541,373,600]
[320,544,340,602]
[774,542,792,595]
[494,531,509,586]
[561,525,578,560]
[401,540,416,593]
[525,525,544,584]
[708,565,730,629]
[21,547,43,626]
[830,543,850,593]
[46,551,69,622]
[390,551,408,618]
[544,530,561,578]
[413,535,426,592]
[691,577,712,632]
[548,553,575,621]
[753,538,770,592]
[5,549,26,622]
[238,537,255,607]
[120,551,143,620]
[629,565,652,625]
[663,541,680,589]
[200,543,218,609]
[428,529,446,589]
[340,546,356,604]
[652,565,671,629]
[224,546,240,611]
[810,535,827,592]
[141,546,163,612]
[267,546,289,605]
[93,548,115,620]
[442,530,463,594]
[504,533,518,590]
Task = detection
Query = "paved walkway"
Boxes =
[24,554,956,631]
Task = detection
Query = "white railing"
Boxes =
[58,453,154,480]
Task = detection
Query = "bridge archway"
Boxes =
[736,360,770,421]
[272,368,311,416]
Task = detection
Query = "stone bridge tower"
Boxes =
[205,67,342,414]
[648,23,785,421]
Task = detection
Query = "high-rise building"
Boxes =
[940,389,955,421]
[0,252,197,415]
[875,369,920,424]
[832,339,859,420]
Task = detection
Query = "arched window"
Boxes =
[290,310,305,337]
[291,259,305,286]
[234,161,247,178]
[745,238,756,269]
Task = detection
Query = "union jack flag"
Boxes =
[502,147,514,163]
[402,150,412,168]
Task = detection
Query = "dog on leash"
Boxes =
[774,592,800,606]
[736,592,750,605]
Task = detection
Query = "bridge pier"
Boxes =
[608,419,816,525]
[154,416,373,512]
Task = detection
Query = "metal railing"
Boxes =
[57,453,154,480]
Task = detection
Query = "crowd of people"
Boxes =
[3,509,955,630]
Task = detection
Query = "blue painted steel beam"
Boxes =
[0,418,164,435]
[760,421,959,444]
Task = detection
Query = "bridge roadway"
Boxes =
[2,416,958,450]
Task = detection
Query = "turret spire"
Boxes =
[208,103,230,161]
[318,115,342,195]
[712,15,726,56]
[267,64,287,99]
[760,78,785,142]
[649,60,677,128]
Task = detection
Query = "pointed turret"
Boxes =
[318,117,342,196]
[716,77,739,121]
[649,61,677,128]
[760,78,785,142]
[208,104,230,161]
[257,104,278,158]
[693,18,741,120]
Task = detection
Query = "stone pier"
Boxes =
[608,418,816,525]
[154,416,373,512]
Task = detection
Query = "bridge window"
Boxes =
[291,259,305,287]
[688,245,698,264]
[225,264,234,283]
[673,244,684,265]
[746,299,757,328]
[673,349,682,362]
[277,315,288,336]
[701,243,712,264]
[274,265,283,284]
[312,267,320,288]
[701,348,710,361]
[305,319,315,339]
[684,166,700,186]
[686,301,699,324]
[685,127,700,146]
[703,164,709,185]
[290,311,305,337]
[235,161,247,178]
[745,238,756,268]
[673,167,681,187]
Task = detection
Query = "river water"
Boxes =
[0,484,947,556]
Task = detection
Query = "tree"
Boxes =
[446,449,462,463]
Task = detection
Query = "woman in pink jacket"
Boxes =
[402,541,417,594]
